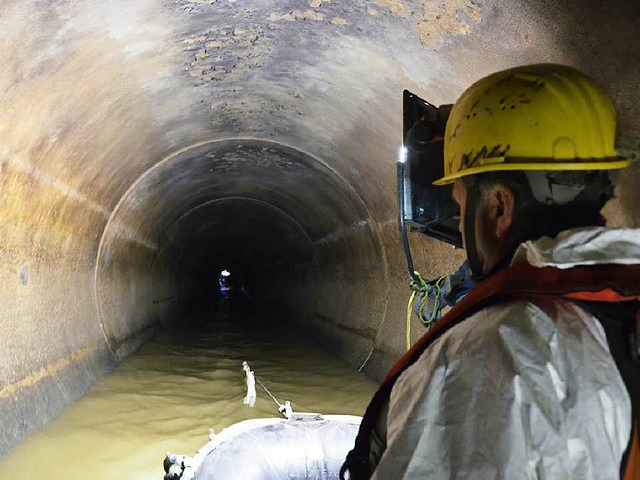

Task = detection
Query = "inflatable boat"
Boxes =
[163,412,361,480]
[163,362,361,479]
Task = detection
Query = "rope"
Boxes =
[406,290,417,351]
[254,376,282,408]
[406,271,448,350]
[418,275,447,326]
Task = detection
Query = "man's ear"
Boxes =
[491,184,515,239]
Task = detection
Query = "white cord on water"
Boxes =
[240,362,295,418]
[255,376,282,408]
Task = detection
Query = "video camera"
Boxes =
[398,90,462,248]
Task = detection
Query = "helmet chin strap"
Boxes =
[463,184,486,281]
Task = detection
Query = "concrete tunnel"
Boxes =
[1,0,640,458]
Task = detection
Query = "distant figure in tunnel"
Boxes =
[342,64,640,479]
[219,269,232,292]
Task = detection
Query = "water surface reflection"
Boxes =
[0,293,377,479]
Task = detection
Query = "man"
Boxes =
[342,64,639,479]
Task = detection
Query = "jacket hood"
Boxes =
[512,227,640,269]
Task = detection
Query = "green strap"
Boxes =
[411,271,447,327]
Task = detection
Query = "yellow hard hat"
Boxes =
[434,64,630,185]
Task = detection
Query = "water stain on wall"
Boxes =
[377,0,482,49]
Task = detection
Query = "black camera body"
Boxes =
[400,90,462,248]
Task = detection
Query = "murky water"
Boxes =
[0,292,377,479]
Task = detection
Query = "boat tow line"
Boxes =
[243,360,293,419]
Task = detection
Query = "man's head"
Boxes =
[436,64,630,278]
[451,170,614,275]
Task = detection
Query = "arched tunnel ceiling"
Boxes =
[2,0,638,222]
[1,2,639,251]
[1,0,639,459]
[109,140,370,250]
[167,197,315,268]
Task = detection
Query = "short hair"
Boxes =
[463,170,614,244]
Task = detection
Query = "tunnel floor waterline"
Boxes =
[0,293,377,479]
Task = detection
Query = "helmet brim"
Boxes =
[433,157,631,185]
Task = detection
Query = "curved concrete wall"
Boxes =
[1,0,639,456]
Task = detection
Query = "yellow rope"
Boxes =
[406,290,417,351]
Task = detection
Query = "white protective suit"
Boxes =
[373,227,640,480]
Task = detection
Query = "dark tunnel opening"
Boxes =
[94,139,388,363]
[168,197,316,310]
